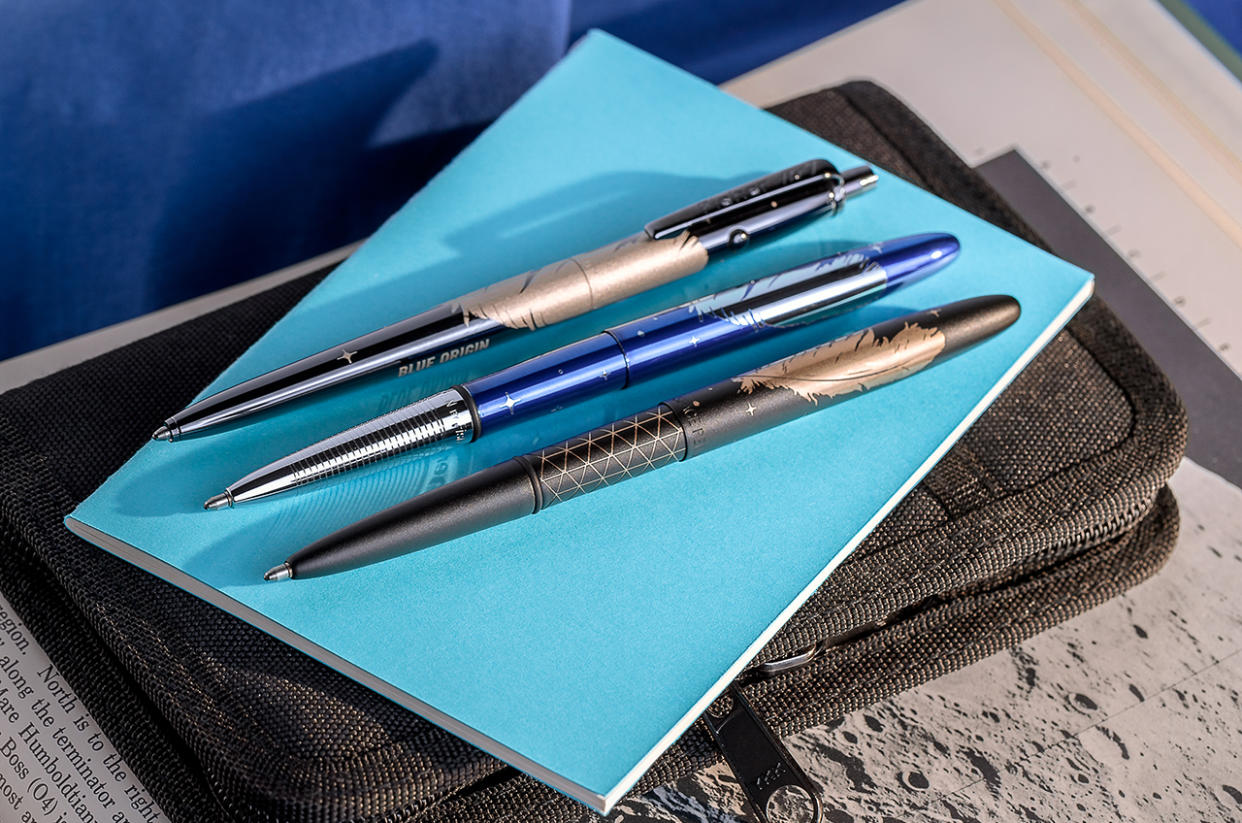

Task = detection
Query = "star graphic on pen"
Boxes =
[745,402,756,417]
[503,392,517,414]
[337,349,358,364]
[690,335,700,347]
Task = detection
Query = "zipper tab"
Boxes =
[704,686,822,823]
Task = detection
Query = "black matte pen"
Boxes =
[153,159,877,441]
[265,295,1021,580]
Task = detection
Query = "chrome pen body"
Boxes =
[266,295,1021,579]
[208,233,959,508]
[157,159,878,441]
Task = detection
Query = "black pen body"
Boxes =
[288,461,538,577]
[282,404,690,578]
[159,231,709,440]
[160,160,878,441]
[164,304,506,439]
[277,295,1020,579]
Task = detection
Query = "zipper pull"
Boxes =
[704,686,822,823]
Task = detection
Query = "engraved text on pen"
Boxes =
[397,337,492,377]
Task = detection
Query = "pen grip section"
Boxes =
[528,404,687,508]
[290,461,539,577]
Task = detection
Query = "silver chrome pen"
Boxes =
[154,160,877,441]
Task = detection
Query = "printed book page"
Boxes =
[0,592,166,823]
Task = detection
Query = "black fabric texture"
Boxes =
[0,82,1187,822]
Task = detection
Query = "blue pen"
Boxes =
[206,233,959,507]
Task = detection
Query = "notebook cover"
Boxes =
[66,31,1093,812]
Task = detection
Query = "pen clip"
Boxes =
[704,686,823,823]
[644,159,872,255]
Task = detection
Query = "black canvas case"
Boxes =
[0,81,1186,822]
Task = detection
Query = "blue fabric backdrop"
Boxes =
[1185,0,1242,58]
[1,1,899,359]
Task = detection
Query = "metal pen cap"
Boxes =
[645,160,877,253]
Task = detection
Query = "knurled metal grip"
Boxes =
[226,389,476,502]
[455,232,708,330]
[530,404,688,508]
[293,389,474,480]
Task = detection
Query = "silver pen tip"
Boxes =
[838,165,879,201]
[263,562,293,582]
[203,492,233,510]
[151,424,173,442]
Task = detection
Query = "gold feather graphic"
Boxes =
[736,322,946,404]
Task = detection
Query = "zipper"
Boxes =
[704,686,823,823]
[705,491,1159,823]
[1051,494,1159,555]
[750,490,1158,683]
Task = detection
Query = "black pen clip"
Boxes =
[704,685,823,823]
[644,159,874,255]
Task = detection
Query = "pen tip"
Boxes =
[263,563,293,582]
[203,492,233,511]
[151,425,173,442]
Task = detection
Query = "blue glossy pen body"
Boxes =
[468,335,629,430]
[466,233,958,435]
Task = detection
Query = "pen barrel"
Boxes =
[165,304,504,438]
[608,232,958,382]
[455,232,708,331]
[466,335,629,434]
[164,162,876,439]
[522,405,688,510]
[673,295,1022,458]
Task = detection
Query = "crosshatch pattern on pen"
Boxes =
[532,407,687,504]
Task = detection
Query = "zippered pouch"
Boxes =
[0,81,1185,823]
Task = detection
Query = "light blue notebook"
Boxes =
[66,32,1092,812]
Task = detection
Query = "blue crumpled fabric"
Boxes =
[1,1,571,358]
[0,0,892,358]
